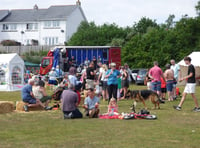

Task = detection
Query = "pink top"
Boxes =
[149,66,163,82]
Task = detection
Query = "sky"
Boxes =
[0,0,199,27]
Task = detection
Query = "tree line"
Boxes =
[67,1,200,69]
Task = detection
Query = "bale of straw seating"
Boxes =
[0,101,15,114]
[16,101,44,112]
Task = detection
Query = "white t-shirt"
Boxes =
[100,68,107,81]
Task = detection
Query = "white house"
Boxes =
[0,1,87,45]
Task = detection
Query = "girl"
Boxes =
[107,98,119,116]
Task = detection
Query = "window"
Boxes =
[44,21,51,27]
[11,66,22,84]
[44,37,59,45]
[26,23,38,30]
[52,21,59,27]
[44,21,60,28]
[0,66,6,85]
[2,24,17,31]
[42,59,50,68]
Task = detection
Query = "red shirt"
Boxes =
[149,66,163,82]
[161,77,166,88]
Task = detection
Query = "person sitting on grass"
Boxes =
[32,80,52,110]
[84,88,100,118]
[106,98,119,116]
[21,79,52,112]
[61,84,83,119]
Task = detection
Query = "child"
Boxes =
[160,77,166,101]
[107,98,119,116]
[117,77,122,101]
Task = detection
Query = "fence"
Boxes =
[0,45,54,55]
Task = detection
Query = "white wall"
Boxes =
[66,7,86,41]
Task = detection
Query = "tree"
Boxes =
[195,1,200,16]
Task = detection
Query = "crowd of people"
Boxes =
[21,56,200,120]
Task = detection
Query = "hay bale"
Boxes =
[16,101,44,112]
[0,101,15,114]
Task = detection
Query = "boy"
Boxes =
[173,57,200,112]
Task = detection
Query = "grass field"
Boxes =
[0,85,200,148]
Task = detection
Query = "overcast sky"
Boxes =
[0,0,199,27]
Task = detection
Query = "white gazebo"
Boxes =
[0,53,24,91]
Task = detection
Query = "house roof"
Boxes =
[0,5,80,22]
[0,10,10,21]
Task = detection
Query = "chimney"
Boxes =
[76,0,81,6]
[33,4,38,10]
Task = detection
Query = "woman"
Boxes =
[121,66,129,100]
[98,64,108,101]
[32,80,52,109]
[105,63,120,102]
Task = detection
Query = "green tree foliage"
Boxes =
[67,21,127,46]
[68,1,200,69]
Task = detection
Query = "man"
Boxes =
[170,59,181,100]
[164,64,174,101]
[21,79,52,112]
[149,61,165,103]
[174,57,200,112]
[84,88,100,118]
[86,62,96,89]
[61,84,83,119]
[92,56,97,70]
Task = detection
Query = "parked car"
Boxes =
[131,69,139,83]
[135,69,148,85]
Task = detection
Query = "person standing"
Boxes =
[164,64,174,101]
[105,63,120,102]
[149,61,165,103]
[98,64,108,101]
[173,57,200,112]
[86,62,96,89]
[170,59,181,100]
[121,66,129,100]
[61,84,83,119]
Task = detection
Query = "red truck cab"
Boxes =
[40,57,53,75]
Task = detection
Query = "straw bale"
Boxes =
[0,101,15,114]
[16,101,44,112]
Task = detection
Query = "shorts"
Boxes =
[86,79,94,89]
[102,81,108,91]
[151,81,161,92]
[173,79,177,88]
[166,80,174,92]
[161,88,166,93]
[40,96,52,103]
[184,83,196,94]
[122,80,129,88]
[48,80,57,85]
[23,97,36,104]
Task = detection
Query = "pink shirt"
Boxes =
[149,66,163,82]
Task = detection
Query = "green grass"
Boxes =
[0,85,200,148]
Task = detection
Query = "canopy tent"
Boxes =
[178,52,200,85]
[0,53,24,91]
